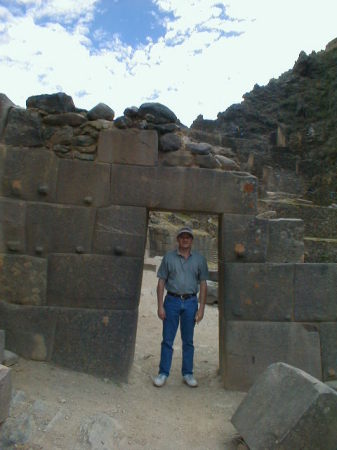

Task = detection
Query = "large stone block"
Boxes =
[0,146,5,195]
[111,165,257,214]
[294,263,337,321]
[47,254,143,309]
[224,264,293,321]
[26,93,75,113]
[0,301,56,360]
[0,365,11,424]
[267,218,304,262]
[260,200,337,239]
[97,129,158,165]
[51,307,138,380]
[224,321,322,390]
[93,205,147,256]
[0,254,47,305]
[0,330,4,363]
[26,202,95,256]
[1,147,58,201]
[320,323,337,381]
[56,159,111,207]
[0,198,26,253]
[220,214,268,262]
[232,362,337,450]
[3,108,43,147]
[0,93,15,137]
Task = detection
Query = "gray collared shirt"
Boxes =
[157,249,209,294]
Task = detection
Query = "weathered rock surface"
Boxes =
[0,254,47,305]
[0,365,11,424]
[232,362,337,450]
[26,92,75,113]
[79,413,127,449]
[87,103,115,121]
[138,102,177,124]
[4,108,43,146]
[0,330,4,363]
[191,46,337,205]
[43,112,87,127]
[0,93,15,136]
[159,132,182,152]
[2,350,19,367]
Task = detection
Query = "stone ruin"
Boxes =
[0,92,336,391]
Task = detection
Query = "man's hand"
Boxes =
[158,306,166,320]
[195,306,204,324]
[195,280,207,324]
[157,278,166,320]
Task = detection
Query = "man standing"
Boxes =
[153,226,209,388]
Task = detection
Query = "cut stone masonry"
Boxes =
[0,92,336,390]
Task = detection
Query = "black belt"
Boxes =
[167,292,197,300]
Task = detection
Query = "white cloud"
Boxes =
[0,0,336,125]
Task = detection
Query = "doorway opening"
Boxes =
[134,210,220,384]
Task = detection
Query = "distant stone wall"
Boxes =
[147,225,218,266]
[0,92,336,390]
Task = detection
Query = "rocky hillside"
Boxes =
[190,39,337,206]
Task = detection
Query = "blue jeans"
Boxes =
[159,294,198,377]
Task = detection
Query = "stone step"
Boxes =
[304,237,337,262]
[259,198,337,239]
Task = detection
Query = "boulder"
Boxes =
[232,362,337,450]
[26,92,75,113]
[43,112,87,127]
[0,93,15,137]
[214,155,240,170]
[159,133,182,152]
[2,350,19,367]
[206,281,218,304]
[195,154,221,169]
[0,365,11,424]
[87,103,115,121]
[114,115,132,129]
[139,102,177,124]
[186,141,212,155]
[79,413,127,449]
[3,108,43,147]
[123,106,139,118]
[0,330,4,363]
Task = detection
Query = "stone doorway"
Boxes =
[135,210,220,382]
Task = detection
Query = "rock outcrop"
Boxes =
[191,41,337,206]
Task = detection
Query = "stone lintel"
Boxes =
[111,165,257,214]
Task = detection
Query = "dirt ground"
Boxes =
[4,268,245,450]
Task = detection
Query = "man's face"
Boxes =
[177,233,193,250]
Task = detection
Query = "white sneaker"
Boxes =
[153,373,167,387]
[183,374,198,387]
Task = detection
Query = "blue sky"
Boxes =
[0,0,336,125]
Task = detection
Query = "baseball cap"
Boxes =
[177,226,194,238]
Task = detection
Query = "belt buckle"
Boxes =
[181,294,189,300]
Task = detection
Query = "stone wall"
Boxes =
[219,215,337,390]
[0,92,336,390]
